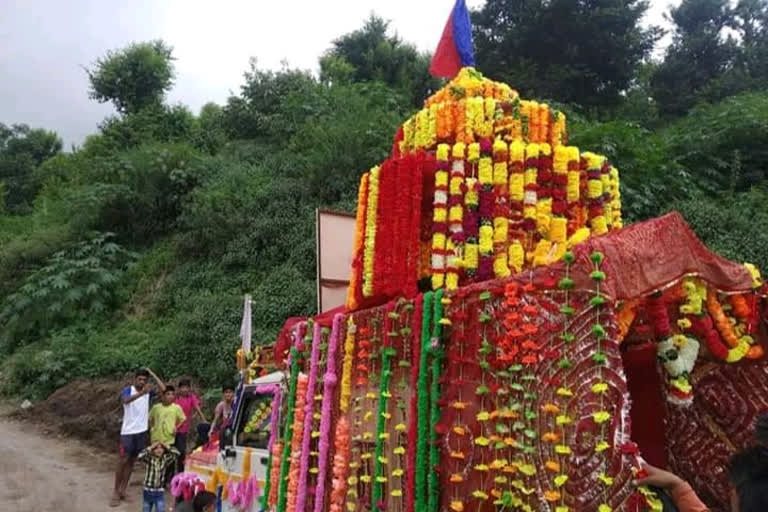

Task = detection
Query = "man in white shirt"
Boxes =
[110,367,166,507]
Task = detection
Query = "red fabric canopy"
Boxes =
[565,211,753,299]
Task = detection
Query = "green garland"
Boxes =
[427,289,444,512]
[276,343,303,512]
[414,291,433,512]
[371,306,398,510]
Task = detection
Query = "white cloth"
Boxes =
[120,385,150,435]
[240,295,252,354]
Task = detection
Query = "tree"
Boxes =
[319,14,439,106]
[0,123,62,212]
[651,0,738,117]
[473,0,661,109]
[86,40,176,114]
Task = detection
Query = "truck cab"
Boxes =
[185,371,284,511]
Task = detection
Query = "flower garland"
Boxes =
[706,288,752,362]
[477,141,495,280]
[256,383,283,511]
[431,146,450,290]
[508,139,526,272]
[329,317,356,512]
[347,173,369,310]
[444,294,471,512]
[414,291,433,512]
[446,143,466,290]
[657,334,700,406]
[493,138,511,278]
[588,251,614,512]
[548,250,577,512]
[405,295,423,512]
[275,322,308,512]
[523,143,539,259]
[313,314,344,512]
[295,323,327,512]
[462,174,480,281]
[472,289,496,506]
[371,302,398,511]
[362,167,381,298]
[428,289,446,512]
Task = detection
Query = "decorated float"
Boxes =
[186,68,768,512]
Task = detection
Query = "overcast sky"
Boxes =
[0,0,675,147]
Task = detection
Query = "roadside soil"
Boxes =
[0,415,141,511]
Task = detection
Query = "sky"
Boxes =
[0,0,675,148]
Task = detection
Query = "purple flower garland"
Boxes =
[313,313,344,512]
[295,322,323,512]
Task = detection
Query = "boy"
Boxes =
[138,441,180,512]
[150,385,186,447]
[111,367,166,507]
[208,385,235,439]
[174,378,206,472]
[728,445,768,512]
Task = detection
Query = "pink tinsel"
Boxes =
[313,313,344,512]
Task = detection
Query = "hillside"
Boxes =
[3,7,768,400]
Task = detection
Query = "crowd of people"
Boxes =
[109,368,235,511]
[108,368,768,512]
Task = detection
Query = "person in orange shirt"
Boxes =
[635,463,710,512]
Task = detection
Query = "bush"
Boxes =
[674,188,768,271]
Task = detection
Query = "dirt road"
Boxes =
[0,418,141,511]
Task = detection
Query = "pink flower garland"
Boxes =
[313,313,344,512]
[295,322,323,512]
[253,383,283,455]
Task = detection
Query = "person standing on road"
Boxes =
[111,367,166,507]
[173,378,206,473]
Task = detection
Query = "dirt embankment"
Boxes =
[13,376,128,452]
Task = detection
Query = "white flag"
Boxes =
[240,294,252,354]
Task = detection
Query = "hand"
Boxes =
[143,384,154,395]
[634,463,686,492]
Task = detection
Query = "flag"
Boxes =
[429,0,476,78]
[240,294,252,354]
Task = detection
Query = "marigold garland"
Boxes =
[362,167,381,298]
[415,291,433,512]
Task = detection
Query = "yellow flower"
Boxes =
[555,445,572,455]
[595,441,610,453]
[391,489,403,497]
[474,464,490,472]
[464,243,478,270]
[591,215,608,235]
[479,157,493,185]
[556,507,570,512]
[472,490,489,500]
[475,436,490,447]
[493,162,508,186]
[509,241,525,272]
[518,464,536,476]
[450,501,464,512]
[467,142,480,162]
[509,139,525,162]
[476,410,490,421]
[591,382,609,394]
[550,217,567,243]
[525,142,540,159]
[556,415,572,426]
[598,472,614,486]
[592,411,612,424]
[556,387,573,397]
[566,171,580,202]
[465,177,479,205]
[393,446,406,455]
[554,475,569,487]
[598,504,612,512]
[509,173,524,201]
[453,142,466,160]
[479,225,494,254]
[392,469,404,477]
[437,143,451,161]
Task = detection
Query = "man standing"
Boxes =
[110,368,166,507]
[174,377,206,473]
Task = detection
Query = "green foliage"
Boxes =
[86,40,176,114]
[0,233,136,350]
[473,0,661,108]
[0,123,62,212]
[662,92,768,191]
[675,188,768,270]
[319,14,439,107]
[569,119,691,221]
